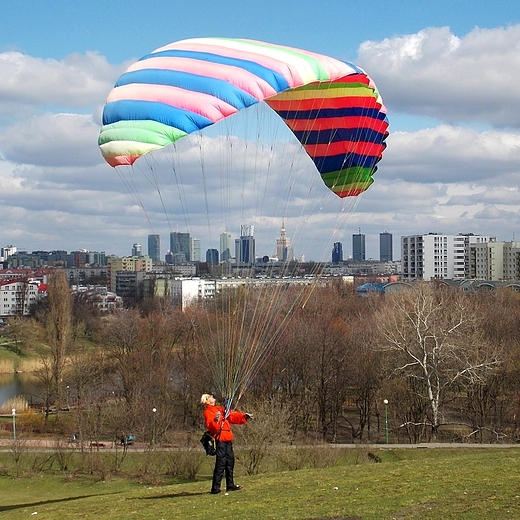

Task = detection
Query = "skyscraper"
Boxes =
[190,237,201,262]
[170,232,190,261]
[379,232,393,262]
[147,234,160,262]
[332,242,343,263]
[132,243,142,257]
[236,224,255,264]
[220,232,232,262]
[352,232,365,261]
[276,220,294,262]
[206,248,219,265]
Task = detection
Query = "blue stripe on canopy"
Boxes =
[313,153,381,173]
[275,107,387,120]
[115,69,258,110]
[102,99,213,132]
[138,50,291,92]
[294,128,388,145]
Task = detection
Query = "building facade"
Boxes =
[190,237,201,262]
[401,233,496,281]
[332,242,343,263]
[206,248,219,265]
[170,278,216,309]
[170,232,191,261]
[220,232,232,262]
[107,256,152,291]
[380,232,393,262]
[236,225,255,264]
[472,240,520,281]
[352,233,365,261]
[0,278,46,317]
[276,221,294,262]
[147,234,161,262]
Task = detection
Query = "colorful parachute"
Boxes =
[99,37,389,198]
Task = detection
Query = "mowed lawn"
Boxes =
[0,447,519,519]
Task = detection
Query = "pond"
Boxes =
[0,372,42,408]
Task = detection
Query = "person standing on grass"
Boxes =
[201,393,252,495]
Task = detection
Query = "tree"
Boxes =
[45,271,73,416]
[376,283,502,440]
[4,316,37,356]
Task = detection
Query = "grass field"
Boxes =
[0,447,519,519]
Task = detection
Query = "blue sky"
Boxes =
[1,1,520,261]
[3,1,519,62]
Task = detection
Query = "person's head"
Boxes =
[201,393,216,406]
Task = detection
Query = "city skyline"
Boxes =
[0,228,515,262]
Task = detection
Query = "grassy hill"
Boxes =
[0,446,518,519]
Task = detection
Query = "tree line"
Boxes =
[5,271,520,445]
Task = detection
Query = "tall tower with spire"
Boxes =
[276,220,294,261]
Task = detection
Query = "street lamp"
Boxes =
[12,408,16,441]
[152,408,157,446]
[383,399,389,444]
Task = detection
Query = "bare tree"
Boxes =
[4,316,37,355]
[376,283,503,440]
[45,271,73,417]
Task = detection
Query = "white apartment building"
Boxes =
[0,279,46,317]
[0,246,16,262]
[401,233,496,281]
[473,240,520,281]
[170,278,216,309]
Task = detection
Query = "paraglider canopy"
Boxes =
[97,37,389,411]
[99,37,389,198]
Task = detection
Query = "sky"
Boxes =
[1,0,520,261]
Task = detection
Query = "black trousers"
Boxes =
[211,440,235,492]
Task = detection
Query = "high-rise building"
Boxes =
[276,220,294,262]
[220,232,232,262]
[206,248,219,265]
[170,232,190,261]
[236,224,255,264]
[401,233,496,281]
[147,234,160,262]
[132,243,142,257]
[190,237,201,262]
[352,232,365,261]
[1,245,16,262]
[466,236,517,280]
[380,232,393,262]
[332,242,343,263]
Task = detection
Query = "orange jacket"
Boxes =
[203,405,247,442]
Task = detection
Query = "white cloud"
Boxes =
[0,51,120,110]
[0,113,101,167]
[358,25,520,128]
[383,125,520,183]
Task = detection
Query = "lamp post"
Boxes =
[383,399,389,444]
[152,408,157,446]
[12,408,16,441]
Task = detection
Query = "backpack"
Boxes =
[200,430,216,456]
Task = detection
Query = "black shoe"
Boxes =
[210,489,221,494]
[226,485,242,492]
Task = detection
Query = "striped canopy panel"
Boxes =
[99,37,389,198]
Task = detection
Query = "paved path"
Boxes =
[0,439,519,450]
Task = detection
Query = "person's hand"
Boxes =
[215,412,221,422]
[244,413,253,420]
